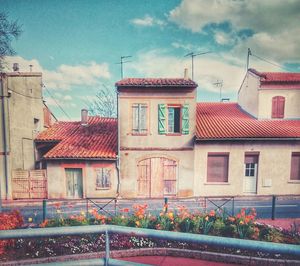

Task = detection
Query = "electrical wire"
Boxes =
[251,53,292,71]
[8,88,43,99]
[42,84,71,120]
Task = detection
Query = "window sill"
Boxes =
[96,187,111,190]
[288,180,300,184]
[165,133,182,136]
[204,182,230,185]
[131,133,148,136]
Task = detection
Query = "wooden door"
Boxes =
[243,155,258,194]
[65,168,83,198]
[137,157,177,198]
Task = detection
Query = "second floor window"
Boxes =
[272,96,285,118]
[132,103,147,134]
[168,107,181,133]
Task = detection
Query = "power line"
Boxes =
[7,88,43,99]
[42,84,71,120]
[184,51,212,80]
[251,53,285,70]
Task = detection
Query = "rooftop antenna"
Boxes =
[213,79,223,102]
[116,56,132,79]
[184,51,212,80]
[246,48,252,71]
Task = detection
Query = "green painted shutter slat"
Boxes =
[158,104,166,134]
[182,104,189,135]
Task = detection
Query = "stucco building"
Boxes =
[0,68,54,200]
[36,69,300,199]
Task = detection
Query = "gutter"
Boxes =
[0,74,9,200]
[116,89,120,196]
[195,137,300,142]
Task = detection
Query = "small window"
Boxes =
[96,168,111,189]
[132,104,147,134]
[207,153,229,182]
[167,107,181,133]
[290,153,300,181]
[244,154,259,176]
[272,96,285,118]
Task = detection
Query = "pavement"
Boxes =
[257,218,300,231]
[121,256,236,266]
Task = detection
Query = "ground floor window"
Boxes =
[207,153,229,182]
[290,152,300,181]
[95,168,111,189]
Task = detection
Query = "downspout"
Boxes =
[0,75,9,200]
[115,88,120,196]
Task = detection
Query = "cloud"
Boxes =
[4,56,111,90]
[169,0,300,62]
[131,15,165,27]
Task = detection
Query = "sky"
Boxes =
[2,0,300,120]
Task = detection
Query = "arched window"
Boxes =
[272,96,285,118]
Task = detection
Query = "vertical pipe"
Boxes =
[116,88,120,196]
[86,198,89,219]
[114,198,117,216]
[105,229,110,266]
[271,195,276,220]
[0,76,9,200]
[232,197,235,216]
[42,199,47,222]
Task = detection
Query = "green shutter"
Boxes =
[182,104,189,135]
[158,104,166,134]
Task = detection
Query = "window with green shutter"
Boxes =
[158,104,166,134]
[182,104,189,134]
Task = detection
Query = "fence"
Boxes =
[1,224,300,265]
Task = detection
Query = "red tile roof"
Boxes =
[116,78,197,88]
[249,69,300,89]
[36,117,117,159]
[196,102,300,140]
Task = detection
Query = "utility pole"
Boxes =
[117,56,132,79]
[213,80,223,102]
[246,48,252,70]
[184,51,211,80]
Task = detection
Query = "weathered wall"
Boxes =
[238,72,260,118]
[47,160,118,199]
[258,89,300,119]
[194,141,300,196]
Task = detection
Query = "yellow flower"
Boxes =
[28,217,33,223]
[135,221,140,227]
[81,211,86,216]
[239,221,244,225]
[168,212,174,220]
[56,209,61,213]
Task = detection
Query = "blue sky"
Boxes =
[2,0,300,120]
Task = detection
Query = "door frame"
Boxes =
[243,153,259,194]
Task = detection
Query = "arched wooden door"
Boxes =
[137,157,177,198]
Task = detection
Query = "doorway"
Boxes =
[243,154,259,194]
[65,168,83,198]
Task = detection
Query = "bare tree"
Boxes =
[89,85,117,118]
[0,12,22,71]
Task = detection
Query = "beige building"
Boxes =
[0,67,54,199]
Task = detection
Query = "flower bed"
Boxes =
[0,204,299,262]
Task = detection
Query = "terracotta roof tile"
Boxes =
[196,102,300,140]
[36,117,117,159]
[116,78,197,88]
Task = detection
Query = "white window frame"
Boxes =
[132,103,148,134]
[95,168,111,190]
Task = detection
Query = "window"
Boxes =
[96,168,111,189]
[272,96,285,118]
[290,153,300,181]
[132,103,147,134]
[207,153,229,182]
[244,154,259,176]
[158,104,189,135]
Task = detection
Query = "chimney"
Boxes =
[81,109,88,125]
[13,63,19,72]
[184,68,189,80]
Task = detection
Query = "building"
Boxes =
[36,69,300,199]
[35,111,118,199]
[0,67,54,200]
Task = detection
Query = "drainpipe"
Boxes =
[0,75,9,200]
[116,88,120,196]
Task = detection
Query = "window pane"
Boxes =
[132,105,139,132]
[168,108,174,132]
[174,107,181,133]
[96,168,111,189]
[291,153,300,180]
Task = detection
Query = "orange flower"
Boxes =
[40,219,49,228]
[120,208,129,213]
[205,216,209,221]
[209,210,215,217]
[54,202,61,209]
[228,216,235,222]
[167,212,174,220]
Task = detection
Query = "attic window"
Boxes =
[272,96,285,118]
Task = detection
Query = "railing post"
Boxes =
[105,229,110,266]
[42,199,47,222]
[164,197,168,213]
[114,198,117,216]
[86,198,89,219]
[232,197,235,216]
[271,195,276,220]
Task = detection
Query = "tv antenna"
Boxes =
[184,51,212,80]
[213,79,223,102]
[116,56,132,79]
[246,48,252,70]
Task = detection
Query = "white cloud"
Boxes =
[214,31,235,46]
[4,56,111,90]
[169,0,300,62]
[131,15,165,27]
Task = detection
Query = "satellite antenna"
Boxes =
[116,56,132,79]
[184,51,212,80]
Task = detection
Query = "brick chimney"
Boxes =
[184,68,189,80]
[81,109,88,125]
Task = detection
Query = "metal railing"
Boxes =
[1,224,300,265]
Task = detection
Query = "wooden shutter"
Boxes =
[272,96,285,118]
[181,104,189,135]
[132,104,139,133]
[290,153,300,180]
[244,155,259,164]
[140,104,147,133]
[207,154,229,182]
[158,104,166,134]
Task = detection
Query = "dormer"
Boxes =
[116,76,197,149]
[238,69,300,119]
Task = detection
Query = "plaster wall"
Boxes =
[258,89,300,119]
[194,141,300,196]
[238,72,260,118]
[47,160,117,199]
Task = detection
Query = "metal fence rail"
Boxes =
[1,224,300,266]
